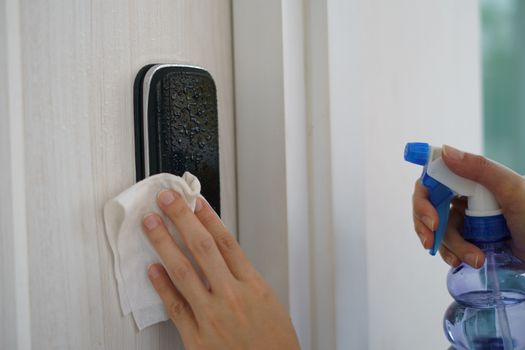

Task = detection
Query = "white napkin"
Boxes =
[104,172,201,330]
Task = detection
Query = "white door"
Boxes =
[1,1,236,349]
[2,1,484,349]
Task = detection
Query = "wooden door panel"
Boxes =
[15,0,235,348]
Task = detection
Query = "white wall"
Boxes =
[325,0,482,349]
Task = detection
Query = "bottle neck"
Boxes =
[468,239,511,252]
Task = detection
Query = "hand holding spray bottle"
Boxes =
[405,143,525,350]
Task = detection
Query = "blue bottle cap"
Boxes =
[463,215,511,243]
[404,142,430,166]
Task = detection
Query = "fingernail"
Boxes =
[148,264,161,279]
[158,190,175,206]
[418,233,427,248]
[464,253,479,268]
[443,145,464,161]
[143,214,159,230]
[421,216,435,231]
[445,255,456,266]
[195,197,204,212]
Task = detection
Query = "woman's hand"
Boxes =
[412,145,525,267]
[142,191,300,350]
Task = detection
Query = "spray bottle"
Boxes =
[404,142,525,350]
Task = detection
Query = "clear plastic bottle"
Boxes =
[444,239,525,350]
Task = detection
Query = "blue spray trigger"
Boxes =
[421,172,455,255]
[431,197,454,255]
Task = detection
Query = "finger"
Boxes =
[156,190,234,291]
[414,219,433,249]
[148,264,198,337]
[412,180,438,232]
[194,196,261,281]
[438,245,461,267]
[142,213,208,305]
[441,208,485,268]
[442,145,524,207]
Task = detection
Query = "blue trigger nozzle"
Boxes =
[404,142,455,256]
[422,174,455,256]
[430,196,454,255]
[404,142,430,166]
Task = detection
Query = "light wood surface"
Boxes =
[2,0,235,349]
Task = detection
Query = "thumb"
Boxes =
[441,145,522,207]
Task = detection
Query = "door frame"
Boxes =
[232,1,335,349]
